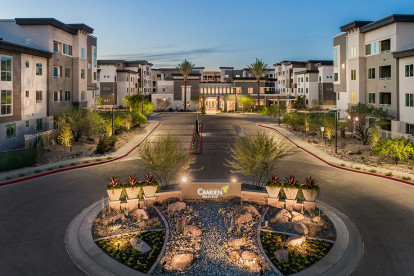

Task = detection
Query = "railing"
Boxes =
[379,129,414,144]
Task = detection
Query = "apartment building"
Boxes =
[0,39,52,150]
[97,60,139,107]
[317,62,335,107]
[0,18,98,116]
[274,61,306,96]
[334,14,414,137]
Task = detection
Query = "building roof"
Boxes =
[219,67,234,69]
[360,14,414,33]
[116,69,138,74]
[15,18,94,34]
[98,59,126,65]
[294,70,319,75]
[392,47,414,58]
[340,20,373,32]
[126,60,153,66]
[305,60,333,65]
[0,39,52,58]
[315,61,333,67]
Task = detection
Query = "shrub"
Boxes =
[402,176,411,181]
[301,176,319,191]
[340,163,346,167]
[265,174,283,187]
[58,123,73,147]
[96,136,117,154]
[131,110,147,126]
[369,169,377,173]
[385,172,393,176]
[34,169,41,173]
[372,138,414,164]
[355,167,361,170]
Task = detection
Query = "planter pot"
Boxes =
[107,188,123,201]
[302,189,318,202]
[283,187,299,200]
[265,186,281,199]
[142,185,158,198]
[125,187,141,199]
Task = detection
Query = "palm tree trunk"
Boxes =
[257,79,260,111]
[184,76,187,111]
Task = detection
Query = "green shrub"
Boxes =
[96,136,117,154]
[6,176,12,180]
[34,169,42,173]
[19,173,25,177]
[385,172,393,176]
[369,169,377,173]
[95,158,102,162]
[372,138,414,165]
[83,160,90,164]
[70,162,77,166]
[47,167,53,171]
[355,167,361,170]
[402,176,411,181]
[107,156,113,160]
[131,110,147,126]
[59,165,65,168]
[340,163,345,167]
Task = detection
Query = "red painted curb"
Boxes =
[0,122,161,187]
[189,123,203,155]
[258,123,414,186]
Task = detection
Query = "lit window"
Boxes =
[1,90,12,115]
[351,92,357,103]
[1,57,12,81]
[351,70,357,80]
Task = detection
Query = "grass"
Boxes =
[340,163,345,167]
[369,169,377,173]
[6,176,12,180]
[70,162,77,166]
[18,173,25,177]
[47,167,53,171]
[355,167,361,170]
[83,160,90,164]
[34,169,42,173]
[385,172,393,177]
[402,176,411,181]
[107,156,113,160]
[59,165,65,168]
[95,158,102,162]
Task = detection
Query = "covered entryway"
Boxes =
[205,97,217,111]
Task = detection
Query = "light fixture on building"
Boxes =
[232,178,237,183]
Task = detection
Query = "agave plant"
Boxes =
[128,175,138,186]
[269,174,280,184]
[285,175,298,186]
[304,176,317,188]
[108,176,119,187]
[144,173,155,184]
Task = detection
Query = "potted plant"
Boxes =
[265,174,283,199]
[106,176,123,201]
[141,173,159,198]
[283,175,300,200]
[301,176,319,202]
[124,175,141,199]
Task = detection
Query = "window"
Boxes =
[1,57,12,81]
[93,48,97,67]
[334,73,338,82]
[371,42,378,54]
[81,48,85,58]
[368,68,375,79]
[319,76,321,82]
[63,43,68,55]
[65,91,71,101]
[25,91,29,97]
[306,88,308,93]
[81,91,85,101]
[248,87,253,93]
[333,47,339,67]
[1,90,12,115]
[405,93,414,107]
[306,77,308,82]
[368,93,376,104]
[65,67,70,78]
[301,77,304,82]
[127,76,129,81]
[379,66,391,79]
[26,121,29,127]
[351,92,357,104]
[53,66,61,78]
[36,91,42,103]
[5,124,16,139]
[365,44,371,55]
[81,69,85,79]
[381,39,390,52]
[351,70,357,80]
[379,92,391,105]
[68,45,72,56]
[94,72,96,80]
[406,123,414,135]
[53,91,61,102]
[25,61,29,68]
[405,64,413,77]
[337,92,340,100]
[53,41,59,52]
[36,63,42,76]
[127,88,129,93]
[350,46,357,57]
[36,119,42,131]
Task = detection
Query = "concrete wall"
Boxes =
[399,55,414,125]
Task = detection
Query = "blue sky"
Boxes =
[2,0,414,70]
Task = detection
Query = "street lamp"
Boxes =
[329,108,340,153]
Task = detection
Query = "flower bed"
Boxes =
[261,232,333,275]
[96,230,165,273]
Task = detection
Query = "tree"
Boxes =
[347,103,388,145]
[282,112,305,131]
[58,122,73,148]
[239,96,256,112]
[261,105,286,123]
[372,138,414,164]
[248,58,268,110]
[139,134,196,188]
[293,95,306,110]
[124,95,142,111]
[85,110,106,137]
[225,131,291,188]
[156,98,171,111]
[177,59,194,111]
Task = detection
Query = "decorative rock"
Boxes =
[241,251,257,261]
[286,235,306,247]
[291,211,304,221]
[131,209,149,220]
[235,212,253,225]
[274,249,289,263]
[168,202,187,213]
[274,209,292,223]
[235,204,260,217]
[102,214,125,226]
[170,253,194,270]
[227,237,246,249]
[293,222,309,235]
[130,237,152,253]
[185,225,202,237]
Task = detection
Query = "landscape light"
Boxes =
[182,176,187,183]
[232,178,236,182]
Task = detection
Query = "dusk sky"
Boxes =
[2,0,414,70]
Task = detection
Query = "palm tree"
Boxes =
[177,59,194,111]
[248,58,268,111]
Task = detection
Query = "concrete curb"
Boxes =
[0,122,161,187]
[256,201,363,276]
[147,206,169,274]
[258,123,414,187]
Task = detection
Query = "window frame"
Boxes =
[1,89,12,116]
[5,123,16,139]
[405,93,414,107]
[36,91,42,103]
[1,56,12,81]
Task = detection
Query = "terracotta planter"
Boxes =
[302,189,318,202]
[107,188,123,201]
[142,185,158,198]
[125,186,141,199]
[265,186,281,199]
[283,187,299,200]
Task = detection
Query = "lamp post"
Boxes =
[329,108,340,153]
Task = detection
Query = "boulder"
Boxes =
[170,253,194,270]
[102,214,125,226]
[168,202,187,213]
[291,211,304,222]
[241,251,257,261]
[286,235,306,247]
[131,209,149,220]
[274,249,289,263]
[227,237,246,249]
[235,212,253,225]
[235,204,259,217]
[185,225,202,237]
[274,209,292,223]
[130,237,152,253]
[293,223,309,235]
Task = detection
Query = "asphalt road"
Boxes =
[0,113,413,275]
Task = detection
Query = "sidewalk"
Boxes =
[259,123,414,183]
[0,121,160,183]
